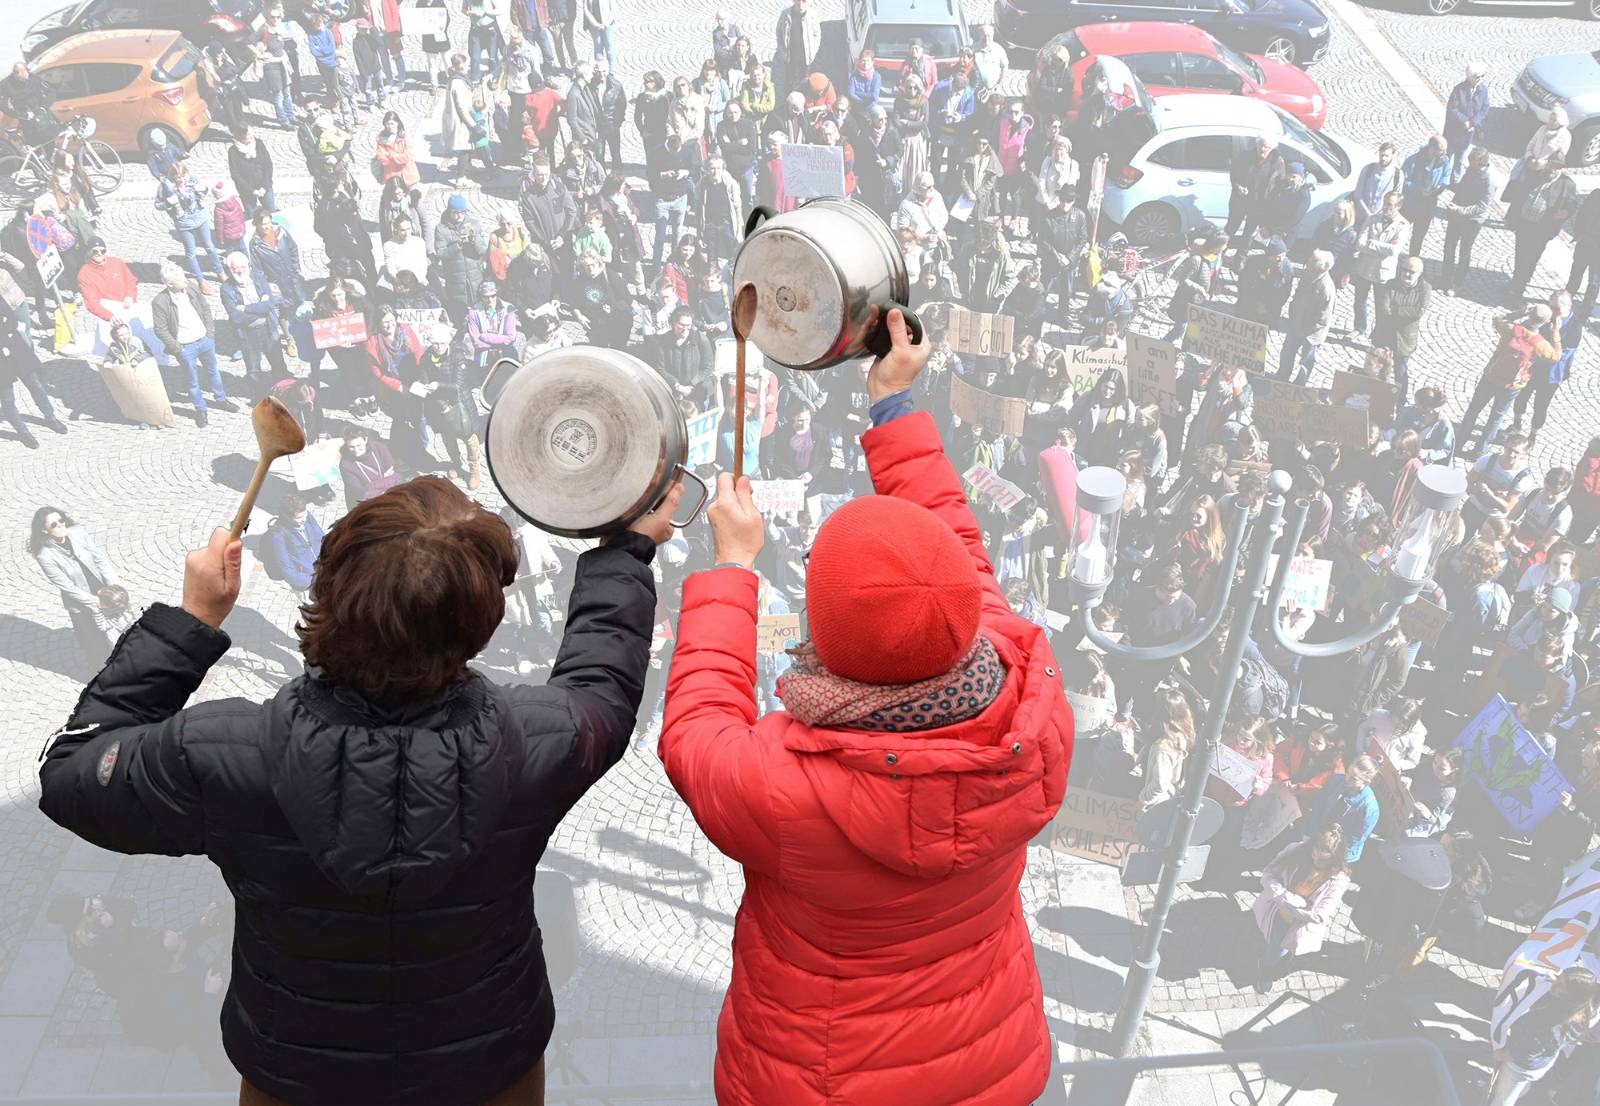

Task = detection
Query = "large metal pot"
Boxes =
[732,198,923,372]
[485,346,709,538]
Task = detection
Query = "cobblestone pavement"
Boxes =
[0,0,1591,1101]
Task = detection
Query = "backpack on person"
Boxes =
[1229,656,1291,725]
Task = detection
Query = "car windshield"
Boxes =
[1274,105,1346,175]
[867,24,962,60]
[153,39,198,83]
[1214,38,1262,85]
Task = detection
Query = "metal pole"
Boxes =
[1107,475,1290,1057]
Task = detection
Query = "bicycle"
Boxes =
[1104,231,1185,329]
[0,115,123,204]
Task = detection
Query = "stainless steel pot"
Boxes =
[731,198,923,372]
[484,347,709,538]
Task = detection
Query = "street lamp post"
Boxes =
[1066,465,1467,1059]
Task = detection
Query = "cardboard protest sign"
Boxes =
[312,313,369,349]
[780,144,846,199]
[1398,597,1449,648]
[1267,554,1333,612]
[1184,304,1267,373]
[1045,786,1140,866]
[1249,372,1369,449]
[750,479,806,516]
[406,5,449,36]
[687,409,718,468]
[1211,743,1260,799]
[1057,344,1128,399]
[1241,785,1303,851]
[963,463,1027,511]
[290,436,343,491]
[1226,458,1274,480]
[949,373,1027,436]
[1065,691,1115,732]
[1127,332,1180,416]
[1491,847,1600,1050]
[948,306,1015,358]
[1332,371,1398,427]
[1454,694,1571,835]
[756,613,802,654]
[1364,733,1418,839]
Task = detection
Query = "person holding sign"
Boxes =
[659,311,1070,1106]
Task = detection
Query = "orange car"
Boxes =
[12,29,210,154]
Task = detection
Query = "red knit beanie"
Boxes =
[804,496,984,685]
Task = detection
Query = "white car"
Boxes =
[1101,94,1372,247]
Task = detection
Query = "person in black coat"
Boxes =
[38,476,680,1106]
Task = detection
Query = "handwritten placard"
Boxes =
[963,462,1026,511]
[1066,691,1115,731]
[1185,303,1268,374]
[749,478,806,516]
[948,306,1015,358]
[289,436,343,490]
[1127,332,1180,416]
[949,373,1026,436]
[1056,344,1128,399]
[312,313,369,349]
[406,6,449,37]
[1398,596,1449,648]
[1267,554,1333,612]
[780,143,846,199]
[1332,371,1398,427]
[1046,786,1140,866]
[687,409,719,467]
[1211,743,1260,799]
[756,612,802,654]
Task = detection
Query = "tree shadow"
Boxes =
[211,453,297,504]
[0,612,94,682]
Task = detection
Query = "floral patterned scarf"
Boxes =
[775,635,1006,733]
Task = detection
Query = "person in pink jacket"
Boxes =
[659,311,1073,1106]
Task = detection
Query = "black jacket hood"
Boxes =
[264,671,513,904]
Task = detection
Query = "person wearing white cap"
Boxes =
[1444,62,1489,183]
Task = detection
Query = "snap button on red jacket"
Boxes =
[660,411,1074,1106]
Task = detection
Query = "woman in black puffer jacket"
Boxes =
[39,476,681,1105]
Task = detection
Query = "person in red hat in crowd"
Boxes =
[658,310,1073,1106]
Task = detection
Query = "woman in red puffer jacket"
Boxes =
[660,311,1072,1106]
[1569,436,1600,545]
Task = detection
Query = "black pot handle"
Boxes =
[866,303,925,358]
[744,204,776,238]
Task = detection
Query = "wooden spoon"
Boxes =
[229,396,307,541]
[731,283,758,479]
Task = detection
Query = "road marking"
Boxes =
[1321,0,1445,124]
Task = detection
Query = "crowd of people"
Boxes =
[6,0,1600,1101]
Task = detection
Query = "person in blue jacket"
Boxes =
[1307,757,1380,863]
[1443,62,1489,183]
[1401,134,1452,258]
[260,493,325,594]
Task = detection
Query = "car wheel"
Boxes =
[1126,203,1182,249]
[1588,0,1600,19]
[1573,122,1600,168]
[138,125,188,158]
[1425,0,1460,13]
[1263,36,1297,64]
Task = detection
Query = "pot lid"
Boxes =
[731,227,846,369]
[486,347,674,536]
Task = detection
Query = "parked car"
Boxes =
[997,0,1331,67]
[20,0,245,62]
[1100,93,1369,246]
[1419,0,1597,18]
[1512,50,1600,167]
[3,30,211,155]
[1028,22,1326,129]
[845,0,970,89]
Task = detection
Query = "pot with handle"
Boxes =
[485,346,710,539]
[732,197,923,372]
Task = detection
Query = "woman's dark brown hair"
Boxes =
[297,477,517,703]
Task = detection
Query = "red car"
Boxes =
[1029,22,1327,130]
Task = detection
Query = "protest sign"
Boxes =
[947,306,1015,358]
[1249,372,1369,448]
[1066,691,1115,732]
[1226,458,1274,480]
[1211,743,1259,799]
[1398,597,1449,648]
[1331,371,1398,427]
[756,613,802,654]
[949,373,1027,436]
[687,409,718,467]
[1056,344,1128,399]
[1492,847,1600,1050]
[1127,332,1180,416]
[1184,304,1267,373]
[396,307,447,331]
[1364,733,1419,839]
[749,479,806,516]
[1240,785,1303,851]
[312,313,369,349]
[1454,694,1571,835]
[963,463,1027,511]
[406,5,449,37]
[780,144,846,199]
[290,436,343,491]
[1046,786,1140,866]
[1267,554,1333,612]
